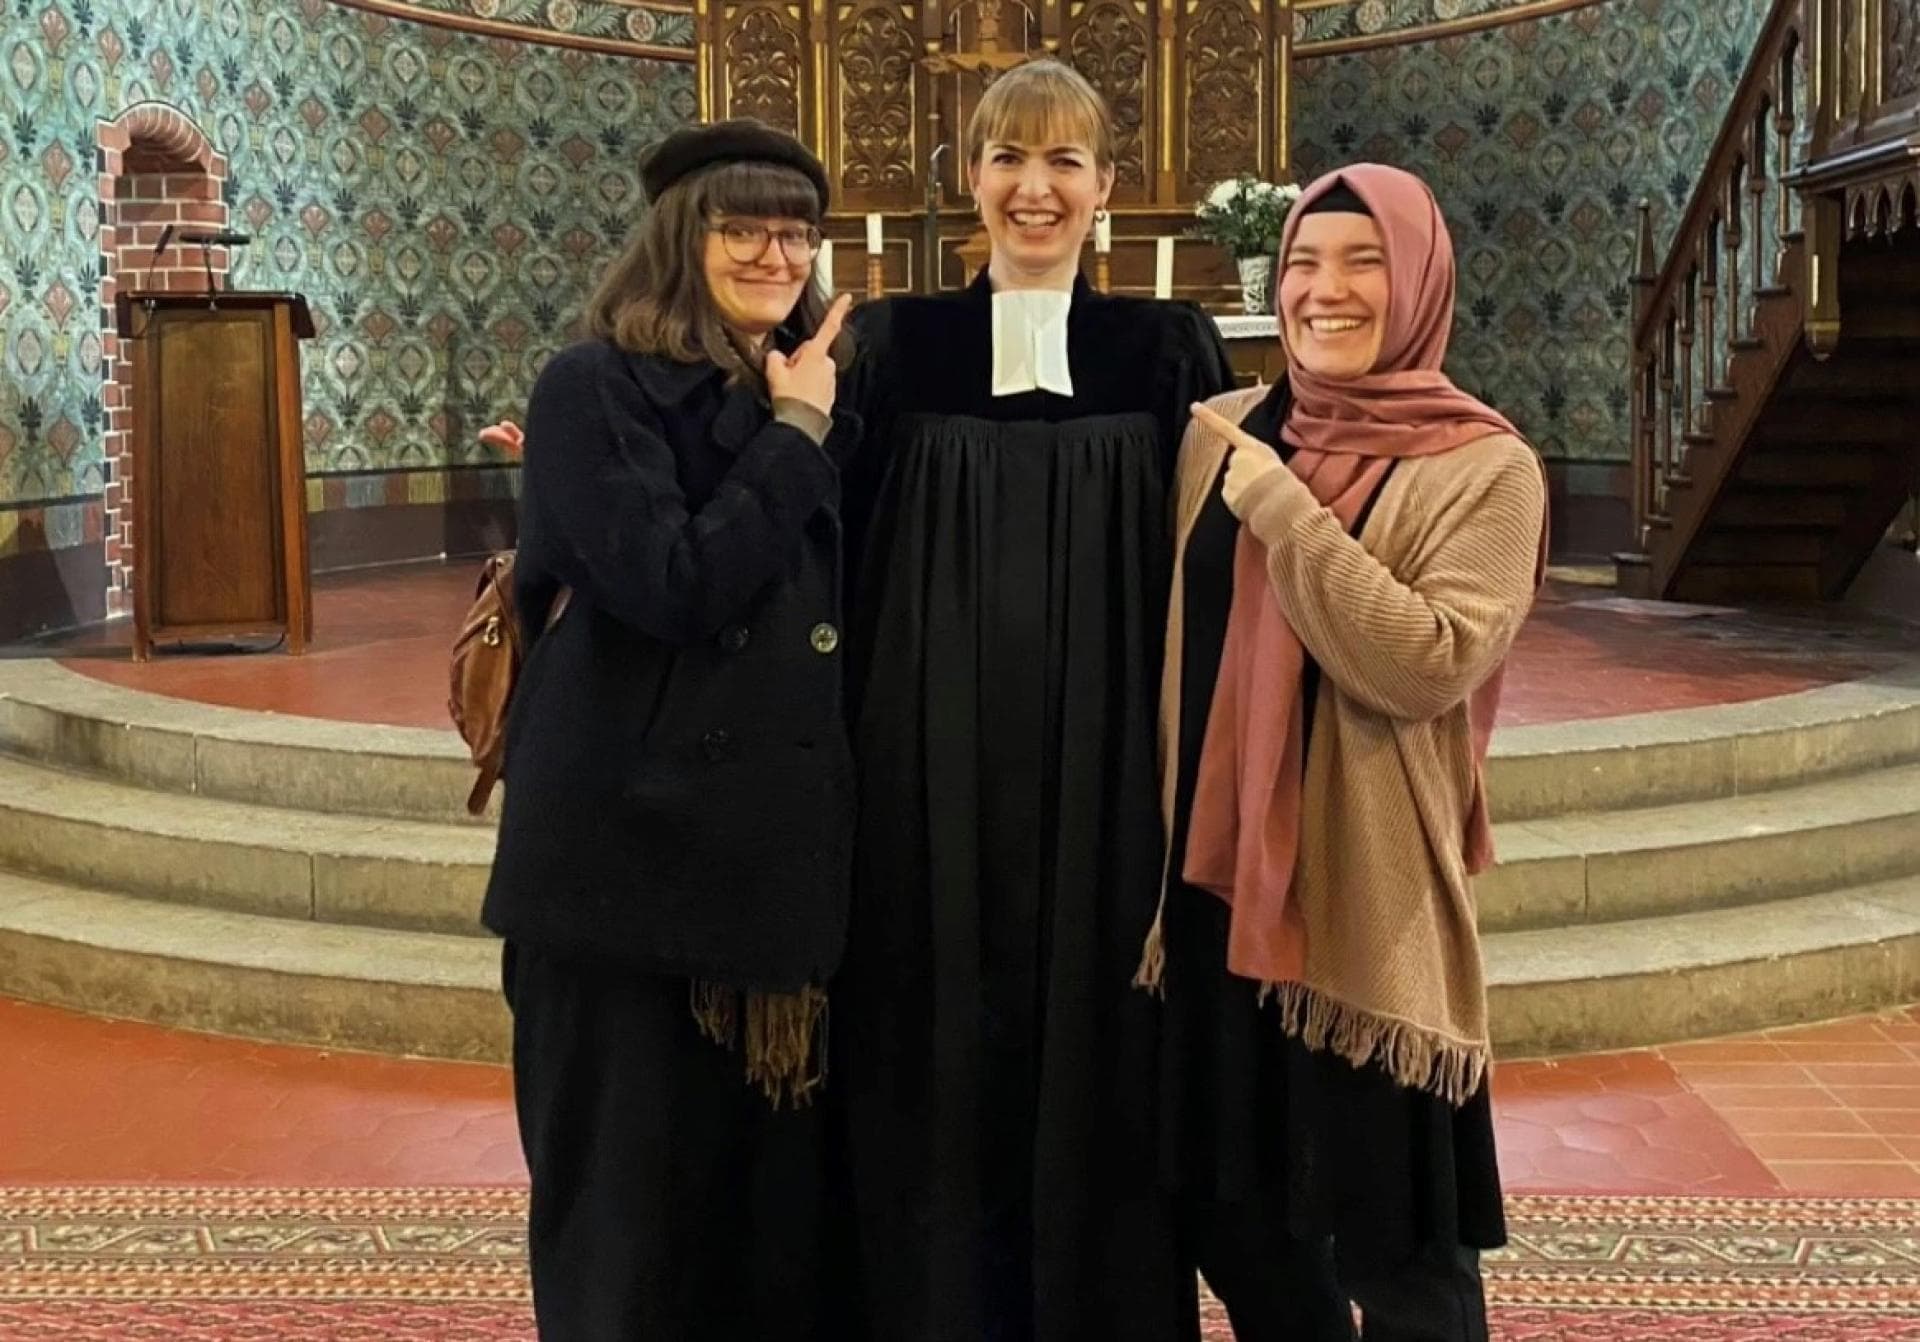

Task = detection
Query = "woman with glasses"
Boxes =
[832,61,1234,1341]
[482,119,858,1342]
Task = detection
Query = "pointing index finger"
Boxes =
[1190,402,1268,453]
[806,292,853,354]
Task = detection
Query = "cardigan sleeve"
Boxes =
[522,344,839,644]
[1233,434,1546,722]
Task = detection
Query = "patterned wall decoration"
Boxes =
[1294,0,1607,48]
[0,0,696,522]
[330,0,697,57]
[1889,0,1920,101]
[1291,0,1771,468]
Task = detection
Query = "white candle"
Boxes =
[1094,212,1111,253]
[1154,236,1174,298]
[815,237,834,295]
[866,213,884,254]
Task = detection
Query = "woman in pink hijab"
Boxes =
[1138,164,1547,1340]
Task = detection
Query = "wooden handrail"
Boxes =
[1627,0,1809,546]
[1631,0,1806,352]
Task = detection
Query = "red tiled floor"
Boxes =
[15,565,1914,731]
[6,990,1920,1198]
[1490,1051,1783,1196]
[0,998,523,1186]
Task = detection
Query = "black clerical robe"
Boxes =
[833,273,1235,1342]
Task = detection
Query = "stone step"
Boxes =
[7,657,1920,826]
[6,732,1913,944]
[0,871,507,1062]
[0,660,487,826]
[1477,760,1920,931]
[3,864,1915,1063]
[1485,661,1920,821]
[0,754,492,936]
[1487,874,1920,1057]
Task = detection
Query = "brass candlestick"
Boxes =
[866,254,885,300]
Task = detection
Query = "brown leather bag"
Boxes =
[448,552,569,815]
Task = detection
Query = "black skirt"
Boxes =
[505,943,831,1342]
[834,410,1197,1342]
[1157,463,1507,1260]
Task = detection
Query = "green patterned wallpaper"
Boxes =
[1295,0,1608,48]
[1291,0,1772,465]
[0,0,694,518]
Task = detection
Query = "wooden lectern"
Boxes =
[113,291,316,660]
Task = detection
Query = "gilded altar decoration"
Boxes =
[1064,0,1151,188]
[1184,0,1263,191]
[1889,0,1920,100]
[723,4,804,134]
[838,4,918,192]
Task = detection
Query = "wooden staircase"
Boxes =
[1615,0,1920,603]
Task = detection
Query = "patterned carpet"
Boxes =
[2,1188,1918,1340]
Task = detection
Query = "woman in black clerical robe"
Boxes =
[831,59,1235,1342]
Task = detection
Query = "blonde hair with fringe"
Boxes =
[965,59,1116,170]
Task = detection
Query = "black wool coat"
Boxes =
[481,337,860,992]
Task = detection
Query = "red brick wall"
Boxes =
[96,107,229,617]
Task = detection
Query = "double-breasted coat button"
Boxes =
[701,728,732,762]
[809,622,840,654]
[719,624,750,652]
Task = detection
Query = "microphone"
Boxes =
[179,229,253,247]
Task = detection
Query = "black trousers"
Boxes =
[504,942,829,1342]
[1188,1200,1489,1342]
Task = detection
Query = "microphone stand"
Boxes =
[923,144,948,294]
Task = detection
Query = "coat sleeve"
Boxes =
[1234,435,1546,722]
[522,345,839,644]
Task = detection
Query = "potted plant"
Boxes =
[1191,175,1301,314]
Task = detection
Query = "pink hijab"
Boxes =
[1181,163,1542,986]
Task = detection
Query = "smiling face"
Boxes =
[962,60,1117,292]
[969,135,1113,290]
[700,215,815,341]
[1278,210,1391,381]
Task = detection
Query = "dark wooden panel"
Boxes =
[152,311,281,627]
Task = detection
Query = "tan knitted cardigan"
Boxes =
[1138,385,1547,1105]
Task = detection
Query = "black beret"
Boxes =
[639,119,832,210]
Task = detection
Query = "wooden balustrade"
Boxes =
[1628,0,1808,546]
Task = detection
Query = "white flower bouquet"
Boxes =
[1191,175,1302,260]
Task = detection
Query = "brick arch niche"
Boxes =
[94,104,231,618]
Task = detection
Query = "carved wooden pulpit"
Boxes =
[113,291,317,661]
[693,0,1294,305]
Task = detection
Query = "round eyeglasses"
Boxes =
[709,220,823,265]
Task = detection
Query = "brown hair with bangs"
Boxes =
[965,59,1115,170]
[585,157,851,388]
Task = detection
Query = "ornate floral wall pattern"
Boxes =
[1291,0,1770,466]
[0,0,695,517]
[335,0,696,56]
[1293,0,1610,49]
